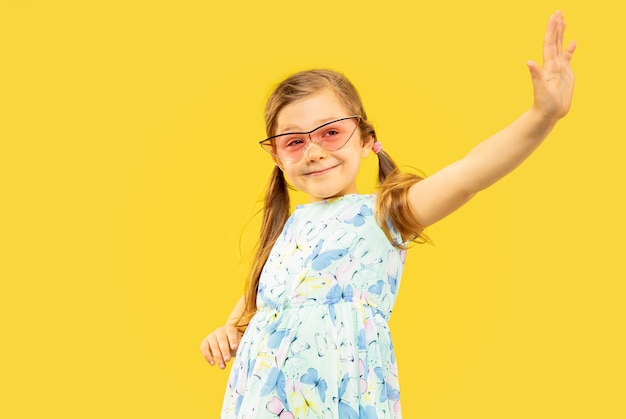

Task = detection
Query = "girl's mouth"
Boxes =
[304,164,338,176]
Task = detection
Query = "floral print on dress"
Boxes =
[221,194,407,418]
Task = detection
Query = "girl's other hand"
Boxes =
[527,10,577,121]
[200,325,243,369]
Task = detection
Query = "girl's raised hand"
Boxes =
[527,10,577,120]
[200,325,243,369]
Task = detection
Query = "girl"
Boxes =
[201,11,576,418]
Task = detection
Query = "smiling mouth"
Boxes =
[304,164,338,176]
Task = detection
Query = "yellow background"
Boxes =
[2,0,624,417]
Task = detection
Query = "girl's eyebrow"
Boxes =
[277,117,340,134]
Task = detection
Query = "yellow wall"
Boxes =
[2,1,624,417]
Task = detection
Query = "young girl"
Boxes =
[201,11,576,418]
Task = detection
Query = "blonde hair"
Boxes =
[237,69,427,330]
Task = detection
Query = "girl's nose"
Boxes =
[305,138,326,161]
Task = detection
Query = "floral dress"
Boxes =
[221,194,407,418]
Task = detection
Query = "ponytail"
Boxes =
[375,150,430,248]
[237,166,290,331]
[376,149,398,185]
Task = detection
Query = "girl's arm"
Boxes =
[408,11,576,227]
[200,295,246,369]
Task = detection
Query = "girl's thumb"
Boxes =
[527,60,543,84]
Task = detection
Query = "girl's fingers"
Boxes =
[225,327,241,354]
[207,332,228,368]
[217,333,233,366]
[543,13,558,65]
[556,11,564,56]
[213,335,229,368]
[527,60,549,106]
[565,40,577,63]
[200,327,241,369]
[527,60,543,85]
[541,11,576,79]
[200,337,215,366]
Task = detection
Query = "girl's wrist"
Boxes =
[528,105,561,130]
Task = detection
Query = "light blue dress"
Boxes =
[221,194,407,418]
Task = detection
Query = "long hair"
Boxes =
[237,69,427,330]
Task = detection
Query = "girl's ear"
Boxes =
[273,157,284,171]
[360,134,375,158]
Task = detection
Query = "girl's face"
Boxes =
[273,89,373,202]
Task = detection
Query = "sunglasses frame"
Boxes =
[259,116,362,162]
